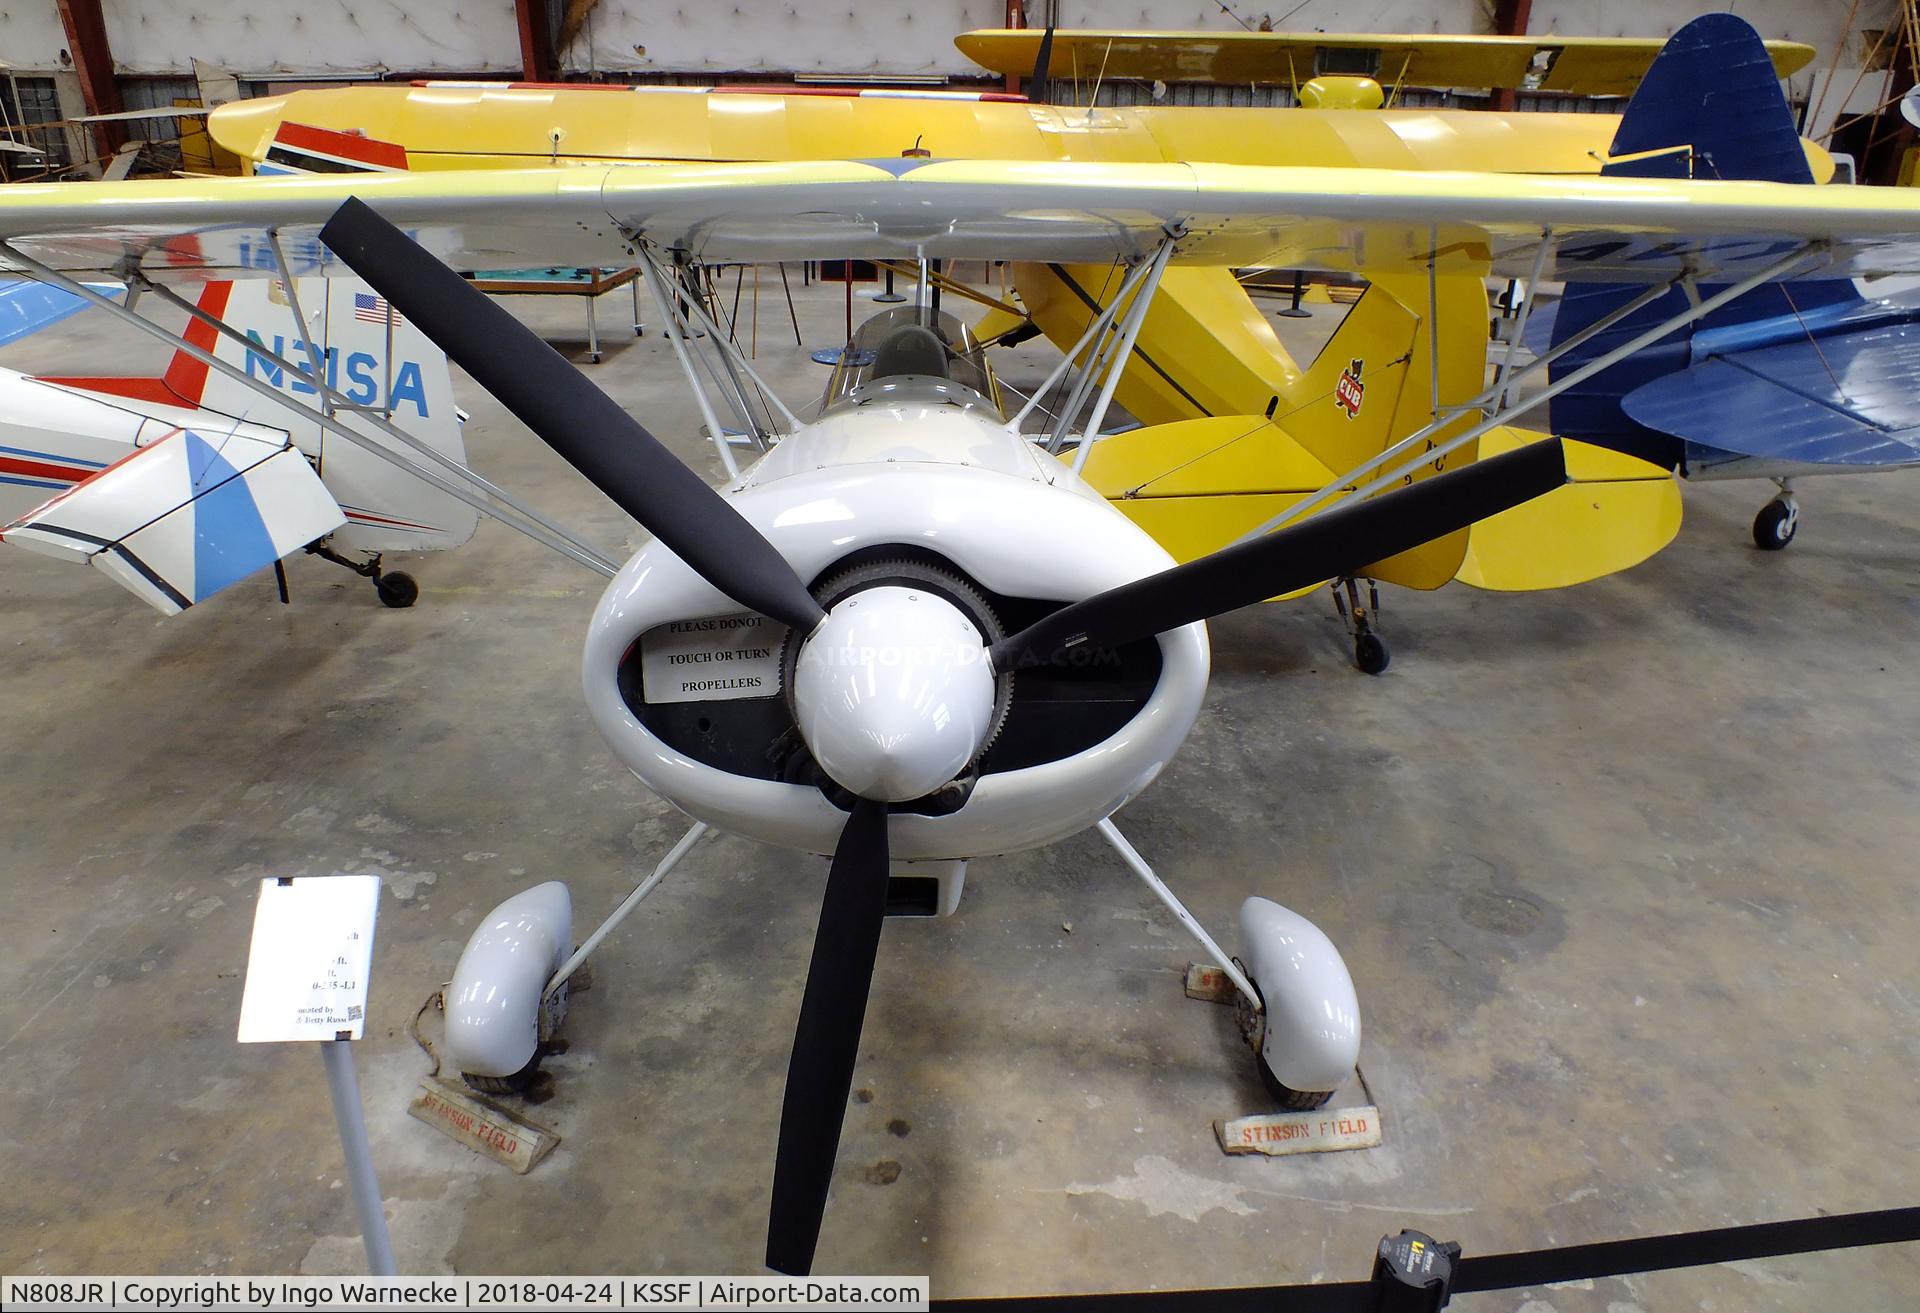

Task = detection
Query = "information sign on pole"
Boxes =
[237,874,380,1043]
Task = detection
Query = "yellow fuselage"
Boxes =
[210,84,1627,175]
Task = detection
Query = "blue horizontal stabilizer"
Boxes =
[0,279,124,348]
[1621,320,1920,466]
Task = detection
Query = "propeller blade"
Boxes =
[317,198,825,635]
[991,438,1568,671]
[766,797,891,1276]
[1028,24,1055,101]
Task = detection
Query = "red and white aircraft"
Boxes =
[0,274,475,611]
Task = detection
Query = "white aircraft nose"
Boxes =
[791,585,996,803]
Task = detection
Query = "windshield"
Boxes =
[822,306,1003,416]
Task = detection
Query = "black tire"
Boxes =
[1257,1055,1335,1110]
[463,1052,541,1097]
[1753,499,1797,551]
[1353,631,1390,676]
[376,571,420,609]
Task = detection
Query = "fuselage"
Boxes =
[579,376,1210,861]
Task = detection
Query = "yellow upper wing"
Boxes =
[955,29,1816,96]
[3,159,1918,282]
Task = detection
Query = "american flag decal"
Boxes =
[353,292,401,325]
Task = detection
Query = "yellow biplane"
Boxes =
[954,26,1814,99]
[178,17,1843,668]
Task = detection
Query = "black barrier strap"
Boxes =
[1454,1205,1920,1293]
[934,1281,1375,1313]
[931,1205,1920,1311]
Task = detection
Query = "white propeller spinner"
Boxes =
[790,585,997,802]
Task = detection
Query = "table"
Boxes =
[467,267,645,363]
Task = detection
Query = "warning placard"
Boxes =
[640,614,783,703]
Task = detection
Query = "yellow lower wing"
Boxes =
[1084,418,1682,599]
[1454,427,1682,591]
[1082,414,1344,602]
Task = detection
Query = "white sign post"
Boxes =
[237,875,396,1276]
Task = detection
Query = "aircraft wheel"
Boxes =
[376,571,420,608]
[1753,498,1798,551]
[460,973,568,1097]
[1238,898,1360,1109]
[463,1053,543,1098]
[1257,1055,1336,1111]
[1353,631,1390,675]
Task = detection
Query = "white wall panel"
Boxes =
[1528,0,1894,45]
[563,1,1010,75]
[0,0,1906,87]
[0,2,71,71]
[87,0,517,77]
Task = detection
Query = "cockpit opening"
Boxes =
[823,306,1003,418]
[870,324,950,381]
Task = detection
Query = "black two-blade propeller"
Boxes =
[320,197,895,1277]
[316,196,1565,1277]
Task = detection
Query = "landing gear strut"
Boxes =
[308,544,420,608]
[443,824,711,1094]
[1098,820,1360,1111]
[1332,577,1389,675]
[1753,479,1799,551]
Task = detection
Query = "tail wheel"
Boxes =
[1353,631,1390,676]
[376,570,420,608]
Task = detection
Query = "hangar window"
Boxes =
[2,77,69,176]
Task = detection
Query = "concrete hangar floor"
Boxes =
[1,274,1916,1310]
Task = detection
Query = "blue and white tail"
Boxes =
[192,276,477,554]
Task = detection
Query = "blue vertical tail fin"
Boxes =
[1548,14,1857,459]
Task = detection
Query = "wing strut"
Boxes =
[1491,226,1556,409]
[1049,235,1176,467]
[634,246,804,477]
[1005,243,1167,439]
[1069,236,1175,476]
[637,253,742,478]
